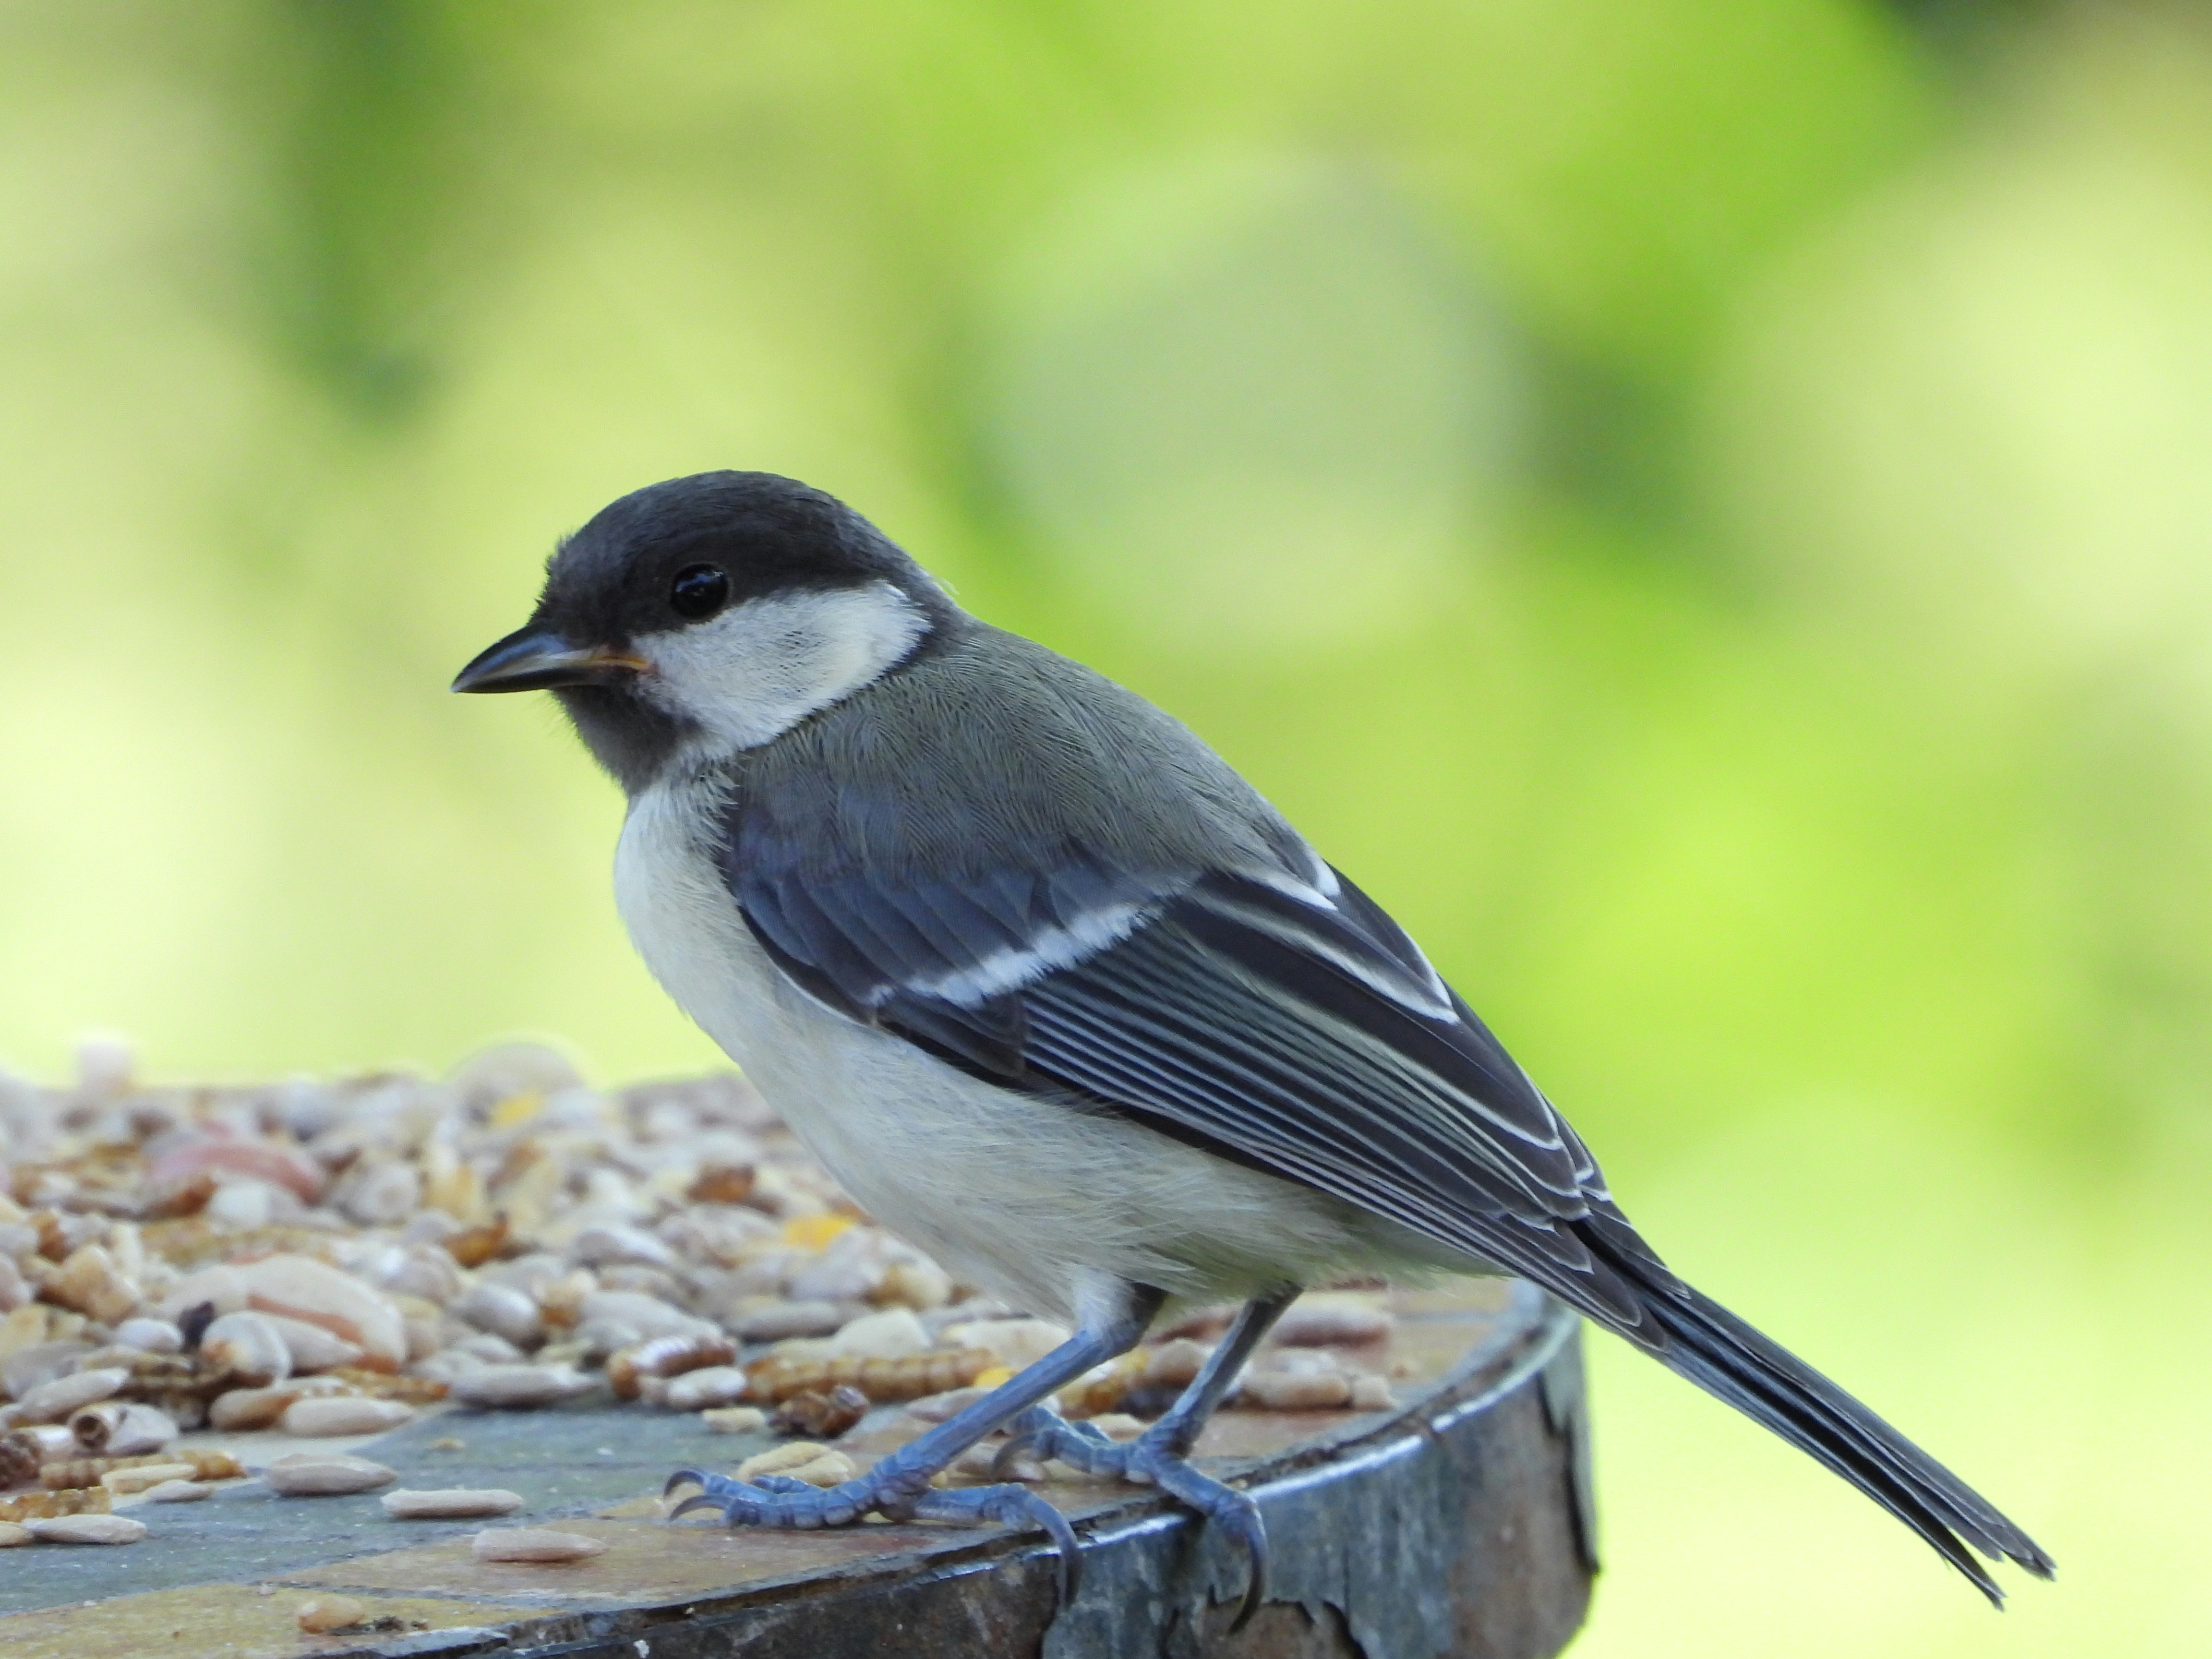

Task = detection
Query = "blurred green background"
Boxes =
[2,1,2205,1650]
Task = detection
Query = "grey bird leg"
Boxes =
[995,1286,1301,1630]
[666,1284,1166,1609]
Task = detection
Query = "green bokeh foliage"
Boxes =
[1,3,2204,1653]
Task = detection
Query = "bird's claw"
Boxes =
[893,1481,1085,1607]
[662,1462,1086,1610]
[663,1469,848,1526]
[996,1408,1270,1629]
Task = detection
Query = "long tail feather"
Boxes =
[1578,1224,2055,1603]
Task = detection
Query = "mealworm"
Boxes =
[743,1347,996,1405]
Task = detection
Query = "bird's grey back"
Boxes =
[724,623,1307,886]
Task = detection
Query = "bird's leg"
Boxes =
[666,1283,1165,1609]
[995,1286,1300,1629]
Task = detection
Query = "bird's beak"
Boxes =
[451,628,649,694]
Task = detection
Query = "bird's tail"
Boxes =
[1579,1221,2056,1603]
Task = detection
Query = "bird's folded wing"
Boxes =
[726,830,1676,1330]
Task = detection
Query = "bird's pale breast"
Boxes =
[613,775,1467,1320]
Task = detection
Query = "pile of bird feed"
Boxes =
[0,1038,1397,1542]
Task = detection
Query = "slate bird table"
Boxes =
[0,1281,1592,1659]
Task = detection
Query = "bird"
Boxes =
[454,469,2052,1623]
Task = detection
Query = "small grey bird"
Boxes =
[455,470,2050,1621]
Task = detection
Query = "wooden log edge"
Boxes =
[483,1285,1593,1659]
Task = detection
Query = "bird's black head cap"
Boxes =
[536,471,946,648]
[457,471,956,793]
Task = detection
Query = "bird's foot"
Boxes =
[664,1463,1086,1606]
[996,1407,1268,1629]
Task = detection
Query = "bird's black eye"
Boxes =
[670,564,731,621]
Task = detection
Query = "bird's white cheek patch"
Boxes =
[638,582,929,750]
